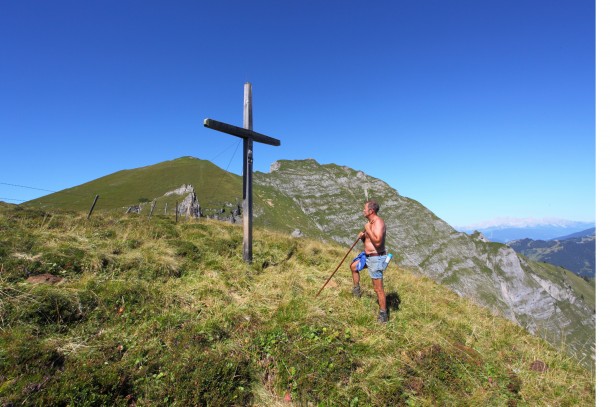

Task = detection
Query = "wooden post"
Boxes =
[175,201,179,223]
[148,200,156,220]
[87,195,99,220]
[243,83,253,263]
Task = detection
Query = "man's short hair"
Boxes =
[366,200,380,214]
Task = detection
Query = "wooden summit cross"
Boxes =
[203,83,281,263]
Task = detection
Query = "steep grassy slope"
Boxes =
[256,159,596,367]
[0,204,595,405]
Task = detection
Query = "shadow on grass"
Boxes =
[386,291,401,312]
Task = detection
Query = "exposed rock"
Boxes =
[178,190,202,218]
[125,204,142,214]
[270,161,281,172]
[123,184,204,218]
[164,184,195,197]
[471,230,488,242]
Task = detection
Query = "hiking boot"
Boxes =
[352,285,362,298]
[377,310,388,323]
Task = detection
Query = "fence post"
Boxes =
[148,200,156,220]
[87,195,99,220]
[175,201,178,223]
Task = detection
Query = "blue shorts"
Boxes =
[352,252,367,271]
[352,252,388,279]
[366,255,388,279]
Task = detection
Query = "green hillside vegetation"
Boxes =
[251,183,326,239]
[25,157,243,213]
[25,156,326,240]
[0,203,594,405]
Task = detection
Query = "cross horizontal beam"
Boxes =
[203,118,280,146]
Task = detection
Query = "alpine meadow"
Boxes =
[0,156,595,406]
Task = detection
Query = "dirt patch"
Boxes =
[530,360,548,372]
[26,273,64,285]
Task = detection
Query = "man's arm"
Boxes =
[358,230,365,241]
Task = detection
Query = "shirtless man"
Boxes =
[350,200,389,323]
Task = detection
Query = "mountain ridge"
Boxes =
[457,220,595,243]
[459,217,594,230]
[507,229,595,279]
[552,227,595,241]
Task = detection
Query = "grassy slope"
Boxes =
[24,157,243,212]
[252,183,327,240]
[0,204,594,406]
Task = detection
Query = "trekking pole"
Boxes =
[315,232,363,298]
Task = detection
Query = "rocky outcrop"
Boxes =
[164,184,195,197]
[125,184,203,218]
[163,184,203,218]
[178,189,202,218]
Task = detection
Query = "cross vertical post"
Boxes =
[203,83,281,263]
[243,83,254,262]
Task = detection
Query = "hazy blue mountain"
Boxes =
[457,220,595,243]
[508,228,595,278]
[553,227,596,241]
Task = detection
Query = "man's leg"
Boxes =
[350,260,362,297]
[372,278,387,322]
[372,278,386,310]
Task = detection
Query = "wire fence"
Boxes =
[0,197,27,203]
[1,180,247,222]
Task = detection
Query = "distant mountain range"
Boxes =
[507,228,595,279]
[553,228,596,240]
[456,218,595,243]
[24,157,595,366]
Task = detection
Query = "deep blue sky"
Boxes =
[0,0,596,227]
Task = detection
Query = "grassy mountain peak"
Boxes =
[26,156,242,212]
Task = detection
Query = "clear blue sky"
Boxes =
[0,0,596,227]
